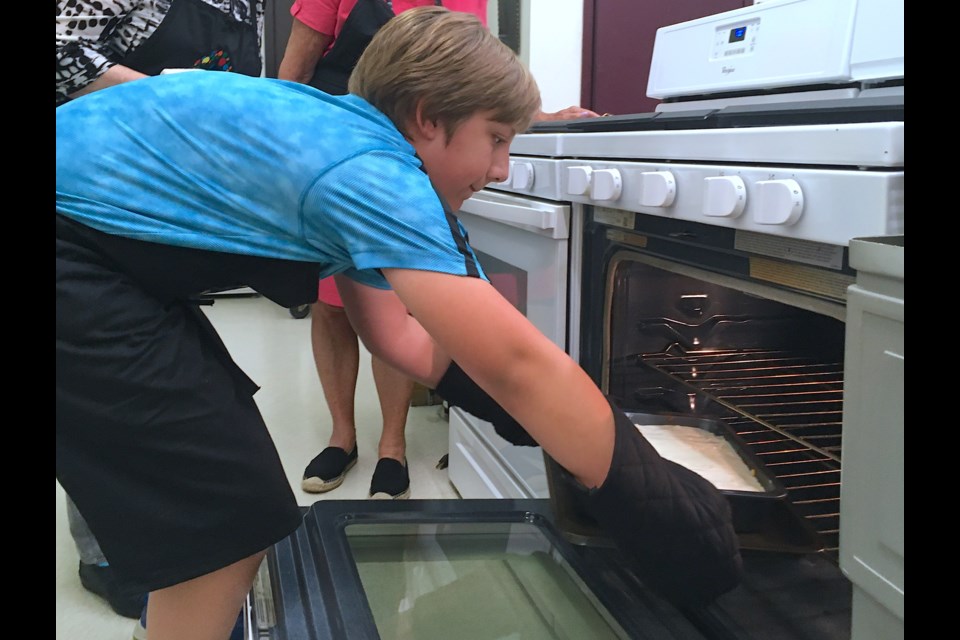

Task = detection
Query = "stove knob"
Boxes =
[702,176,746,218]
[591,169,622,201]
[566,165,593,196]
[639,171,677,207]
[511,162,535,190]
[754,179,804,225]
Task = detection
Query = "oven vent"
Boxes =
[637,347,843,557]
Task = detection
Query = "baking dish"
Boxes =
[544,412,824,555]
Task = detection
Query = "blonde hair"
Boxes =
[349,6,541,139]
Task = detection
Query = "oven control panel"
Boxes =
[548,159,901,247]
[647,0,904,99]
[493,157,565,201]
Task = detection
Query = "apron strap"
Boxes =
[307,0,395,94]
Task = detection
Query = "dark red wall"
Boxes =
[581,0,749,115]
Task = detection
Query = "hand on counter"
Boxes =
[536,105,601,121]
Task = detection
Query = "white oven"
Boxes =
[448,189,578,499]
[456,0,903,637]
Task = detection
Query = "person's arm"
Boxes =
[66,65,149,100]
[379,269,615,489]
[335,270,613,486]
[277,18,335,83]
[56,0,151,102]
[333,274,450,386]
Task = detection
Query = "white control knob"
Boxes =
[566,166,593,196]
[754,179,803,225]
[511,162,535,190]
[702,176,746,218]
[639,171,677,207]
[591,169,622,201]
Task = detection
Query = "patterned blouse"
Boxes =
[56,0,264,105]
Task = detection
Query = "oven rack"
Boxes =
[615,347,844,557]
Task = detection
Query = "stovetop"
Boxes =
[507,94,904,169]
[527,94,903,134]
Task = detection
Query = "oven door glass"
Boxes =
[249,501,707,640]
[345,520,630,640]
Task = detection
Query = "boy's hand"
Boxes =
[433,360,538,446]
[557,395,743,606]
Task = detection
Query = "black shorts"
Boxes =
[56,217,304,593]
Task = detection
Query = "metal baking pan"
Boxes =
[544,412,824,555]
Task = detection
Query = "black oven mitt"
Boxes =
[433,361,538,446]
[434,362,743,604]
[554,394,744,606]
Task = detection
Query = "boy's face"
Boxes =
[411,110,515,210]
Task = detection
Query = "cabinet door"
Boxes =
[582,0,748,115]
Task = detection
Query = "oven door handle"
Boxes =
[461,197,560,232]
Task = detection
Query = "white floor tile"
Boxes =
[56,295,462,639]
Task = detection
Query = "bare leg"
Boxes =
[310,301,359,451]
[145,550,264,640]
[371,355,414,461]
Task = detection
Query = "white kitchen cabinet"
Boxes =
[840,235,904,640]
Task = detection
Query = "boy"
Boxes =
[56,8,741,639]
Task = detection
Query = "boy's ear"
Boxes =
[410,100,442,142]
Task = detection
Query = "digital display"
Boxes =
[729,26,747,43]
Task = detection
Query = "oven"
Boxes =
[480,0,904,636]
[244,1,903,638]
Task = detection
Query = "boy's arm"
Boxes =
[335,270,614,486]
[333,274,450,387]
[380,268,615,488]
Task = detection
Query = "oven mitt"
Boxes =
[432,361,538,446]
[554,394,743,606]
[435,362,742,602]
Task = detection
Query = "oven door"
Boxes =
[248,501,855,640]
[246,500,710,640]
[447,189,571,500]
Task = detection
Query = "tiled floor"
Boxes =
[56,295,461,640]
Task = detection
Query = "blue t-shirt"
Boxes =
[55,71,486,290]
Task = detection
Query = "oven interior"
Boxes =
[602,256,846,559]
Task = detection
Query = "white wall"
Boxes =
[523,0,584,111]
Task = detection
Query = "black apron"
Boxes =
[121,0,262,77]
[307,0,395,95]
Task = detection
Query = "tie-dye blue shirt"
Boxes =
[55,71,485,289]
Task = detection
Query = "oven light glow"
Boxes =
[688,394,697,411]
[691,367,698,378]
[693,337,701,346]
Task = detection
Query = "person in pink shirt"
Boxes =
[278,0,599,502]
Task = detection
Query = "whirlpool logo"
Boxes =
[722,66,735,74]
